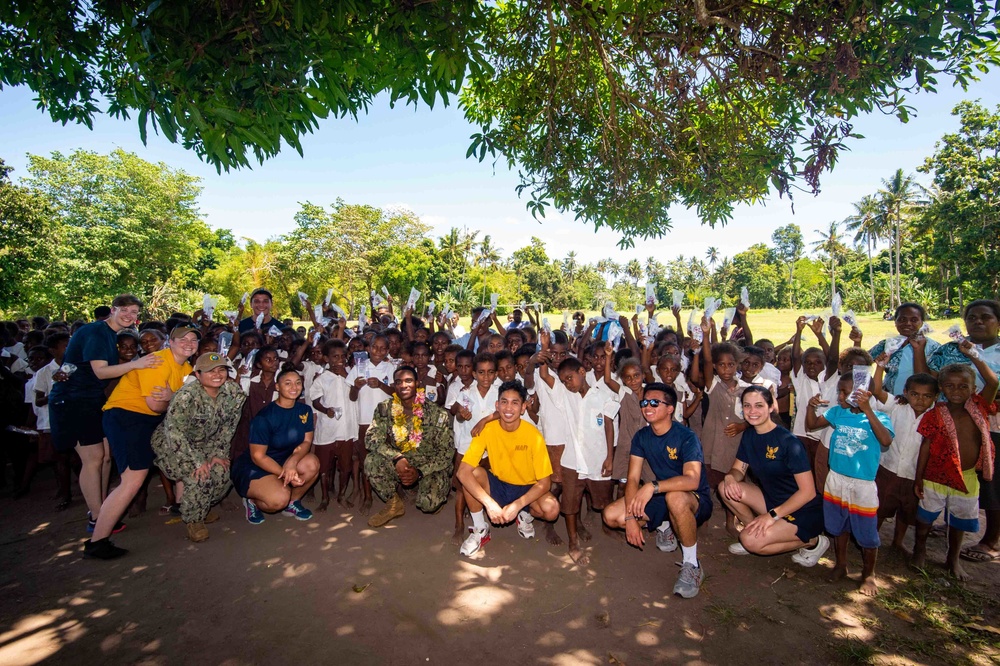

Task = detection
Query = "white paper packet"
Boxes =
[672,290,684,309]
[405,287,421,312]
[203,294,217,319]
[645,282,656,307]
[740,286,750,309]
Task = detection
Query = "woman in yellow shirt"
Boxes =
[84,325,200,559]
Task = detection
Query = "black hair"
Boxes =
[498,379,528,402]
[250,288,273,301]
[741,385,774,407]
[393,364,419,382]
[513,345,535,361]
[93,305,112,318]
[642,382,678,408]
[711,342,739,364]
[903,372,938,394]
[613,347,633,370]
[552,330,569,345]
[31,316,48,330]
[44,331,70,349]
[275,366,302,383]
[385,329,403,341]
[443,343,463,355]
[322,339,347,356]
[473,352,497,370]
[27,345,52,360]
[557,357,583,374]
[431,331,452,345]
[408,340,431,355]
[757,338,774,347]
[894,302,927,321]
[456,349,475,363]
[742,345,765,361]
[965,299,1000,321]
[938,363,977,384]
[495,350,513,364]
[254,345,279,369]
[505,328,525,341]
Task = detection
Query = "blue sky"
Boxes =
[2,70,999,268]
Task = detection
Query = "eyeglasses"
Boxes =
[640,399,665,408]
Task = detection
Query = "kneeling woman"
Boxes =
[231,367,320,524]
[719,386,830,565]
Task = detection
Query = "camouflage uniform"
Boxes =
[364,400,454,513]
[152,380,246,523]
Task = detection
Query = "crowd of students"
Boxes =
[1,288,998,600]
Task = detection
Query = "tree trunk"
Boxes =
[867,238,876,312]
[894,215,902,307]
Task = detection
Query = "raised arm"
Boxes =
[871,354,890,405]
[736,303,753,346]
[697,317,714,390]
[824,316,841,379]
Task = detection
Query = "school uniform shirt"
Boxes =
[4,341,26,361]
[445,379,475,454]
[759,362,782,387]
[560,382,621,480]
[346,359,394,425]
[823,405,893,481]
[877,401,925,480]
[31,359,58,431]
[300,360,327,398]
[462,420,553,486]
[630,423,712,508]
[103,349,193,417]
[240,371,279,401]
[736,426,821,513]
[308,370,358,444]
[451,380,501,455]
[23,374,40,429]
[49,321,118,402]
[673,375,696,423]
[532,368,575,449]
[790,369,824,438]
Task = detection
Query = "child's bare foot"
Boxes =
[910,551,927,570]
[577,522,592,543]
[890,543,912,559]
[603,522,625,542]
[452,525,466,544]
[858,576,878,596]
[827,565,848,583]
[359,497,372,516]
[545,522,564,546]
[317,500,329,512]
[948,560,971,582]
[568,543,590,567]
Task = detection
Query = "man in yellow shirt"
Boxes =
[456,380,560,557]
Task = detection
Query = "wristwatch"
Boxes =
[768,508,779,520]
[652,481,661,495]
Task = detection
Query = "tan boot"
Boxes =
[204,509,220,524]
[186,521,209,542]
[367,493,405,528]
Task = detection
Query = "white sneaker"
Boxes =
[516,511,535,539]
[655,524,678,552]
[460,527,491,557]
[728,541,749,555]
[791,534,830,567]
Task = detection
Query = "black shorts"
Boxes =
[103,408,164,472]
[979,433,1000,512]
[783,502,825,543]
[49,396,107,452]
[643,491,712,531]
[487,471,534,508]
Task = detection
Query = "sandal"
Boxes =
[960,546,1000,563]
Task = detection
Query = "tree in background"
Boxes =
[878,169,922,308]
[811,221,849,302]
[844,194,885,312]
[0,159,52,310]
[771,224,804,307]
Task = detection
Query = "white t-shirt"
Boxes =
[555,381,620,479]
[448,380,501,454]
[308,370,359,444]
[300,360,327,399]
[533,369,575,448]
[346,360,394,425]
[791,369,836,438]
[30,360,58,431]
[877,401,925,480]
[673,375,696,423]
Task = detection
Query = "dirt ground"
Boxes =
[1,470,998,666]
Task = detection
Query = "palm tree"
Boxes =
[624,258,643,286]
[562,251,579,284]
[438,227,463,293]
[878,169,921,308]
[844,194,885,312]
[811,221,849,301]
[477,235,502,270]
[705,246,720,269]
[596,259,619,279]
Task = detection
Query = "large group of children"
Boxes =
[1,287,998,600]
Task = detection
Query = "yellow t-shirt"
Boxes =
[104,349,192,416]
[462,420,553,486]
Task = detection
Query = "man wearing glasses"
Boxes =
[602,383,713,599]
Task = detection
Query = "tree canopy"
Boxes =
[3,1,998,244]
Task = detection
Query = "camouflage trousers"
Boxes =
[176,465,232,524]
[364,452,452,514]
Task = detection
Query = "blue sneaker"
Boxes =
[283,500,313,521]
[244,498,264,525]
[86,512,125,534]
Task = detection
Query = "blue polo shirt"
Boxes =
[737,426,821,512]
[248,401,314,466]
[630,423,711,507]
[49,321,118,402]
[824,405,893,481]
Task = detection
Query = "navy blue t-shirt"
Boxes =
[630,423,711,507]
[736,426,822,513]
[248,401,314,466]
[49,321,118,402]
[238,316,289,335]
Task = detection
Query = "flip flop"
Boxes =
[960,546,1000,563]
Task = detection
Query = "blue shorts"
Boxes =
[643,491,712,531]
[103,408,164,472]
[488,471,533,507]
[823,470,880,549]
[50,397,107,451]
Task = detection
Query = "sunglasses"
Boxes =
[639,399,666,408]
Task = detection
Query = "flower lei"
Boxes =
[391,388,425,453]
